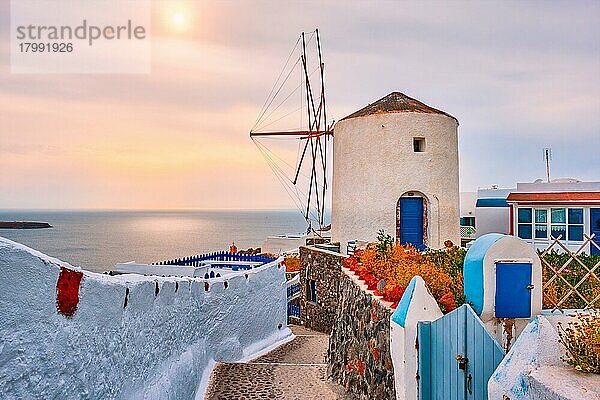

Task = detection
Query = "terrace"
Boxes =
[111,251,277,278]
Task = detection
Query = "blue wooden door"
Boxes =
[400,197,424,249]
[495,262,532,318]
[419,305,505,400]
[590,209,600,255]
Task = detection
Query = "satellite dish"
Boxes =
[551,177,581,183]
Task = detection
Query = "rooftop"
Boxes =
[515,179,600,193]
[341,92,458,123]
[506,192,600,203]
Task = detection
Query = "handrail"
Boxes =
[152,251,276,267]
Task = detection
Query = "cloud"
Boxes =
[0,0,599,208]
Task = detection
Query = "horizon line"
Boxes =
[0,207,332,213]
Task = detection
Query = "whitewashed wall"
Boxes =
[262,235,307,255]
[390,276,442,400]
[0,237,290,400]
[475,206,510,237]
[489,314,600,400]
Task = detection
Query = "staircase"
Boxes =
[204,325,351,399]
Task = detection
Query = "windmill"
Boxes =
[250,29,333,232]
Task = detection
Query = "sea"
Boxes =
[0,210,308,273]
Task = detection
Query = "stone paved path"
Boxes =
[205,325,351,400]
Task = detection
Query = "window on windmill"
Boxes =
[413,137,426,152]
[306,279,317,303]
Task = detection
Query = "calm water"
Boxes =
[0,210,307,273]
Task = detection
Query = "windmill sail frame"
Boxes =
[250,29,333,230]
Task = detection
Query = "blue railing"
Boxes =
[152,251,276,267]
[287,283,301,299]
[287,303,300,318]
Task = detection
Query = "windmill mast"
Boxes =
[250,29,333,230]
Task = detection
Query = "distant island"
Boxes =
[0,221,52,229]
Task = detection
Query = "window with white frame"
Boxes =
[550,208,567,239]
[517,207,584,241]
[535,209,548,239]
[517,208,533,239]
[568,208,584,241]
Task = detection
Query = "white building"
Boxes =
[331,92,460,252]
[475,187,514,237]
[507,179,600,254]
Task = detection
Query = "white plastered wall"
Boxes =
[475,207,511,237]
[489,314,600,400]
[390,276,443,400]
[0,237,290,400]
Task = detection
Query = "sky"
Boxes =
[1,0,599,210]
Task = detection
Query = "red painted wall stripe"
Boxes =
[56,267,83,317]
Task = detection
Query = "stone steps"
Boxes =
[204,325,352,400]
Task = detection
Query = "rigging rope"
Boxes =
[253,65,321,132]
[252,56,301,132]
[252,137,325,191]
[253,138,323,222]
[252,138,322,224]
[252,35,301,131]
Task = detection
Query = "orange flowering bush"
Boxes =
[423,246,467,307]
[345,239,462,313]
[284,255,301,272]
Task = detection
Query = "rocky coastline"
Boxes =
[0,221,52,229]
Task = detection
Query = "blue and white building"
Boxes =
[474,186,514,238]
[507,179,600,254]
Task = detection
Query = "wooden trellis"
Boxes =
[540,234,600,310]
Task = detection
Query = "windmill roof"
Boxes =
[340,92,458,123]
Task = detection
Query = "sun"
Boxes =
[172,12,186,28]
[162,4,191,34]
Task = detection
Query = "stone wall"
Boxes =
[299,245,396,399]
[328,270,396,400]
[298,246,344,333]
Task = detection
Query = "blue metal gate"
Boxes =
[591,208,600,256]
[418,305,505,400]
[400,197,424,248]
